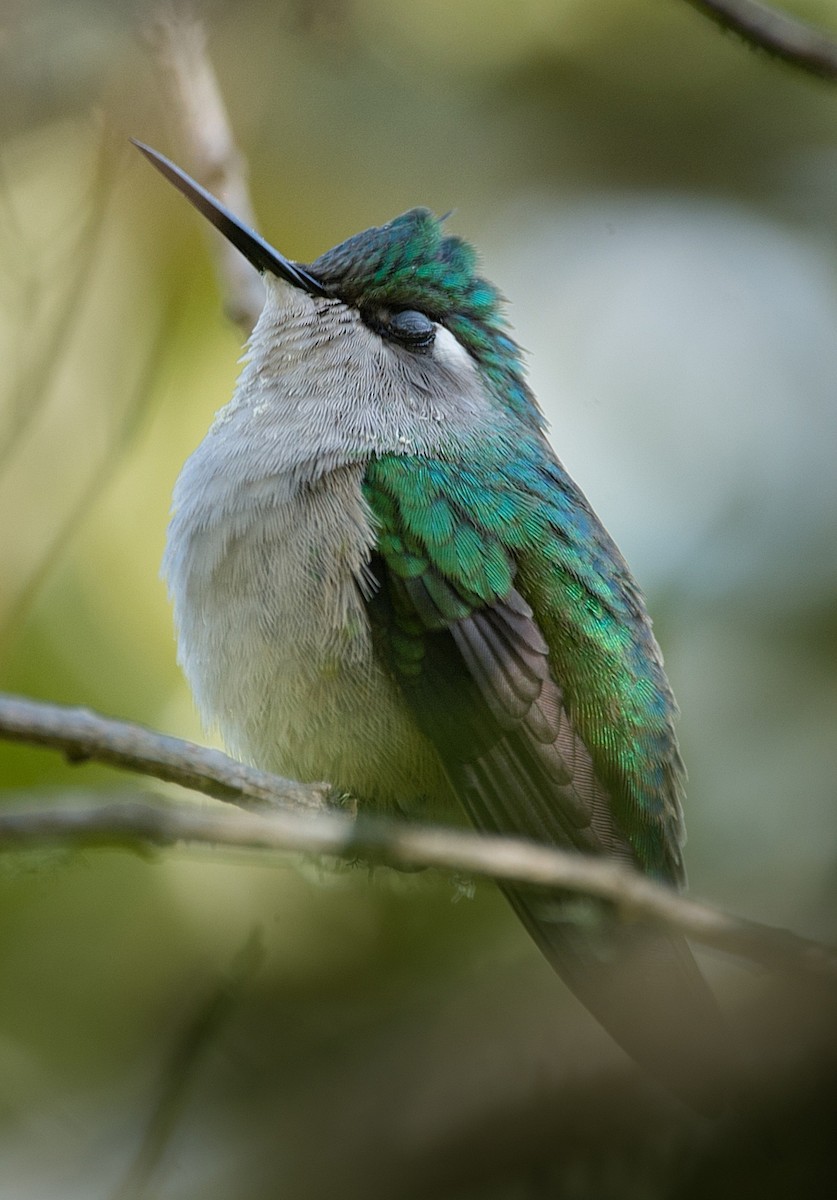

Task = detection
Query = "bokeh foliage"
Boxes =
[1,2,837,1196]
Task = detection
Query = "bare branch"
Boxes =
[0,692,329,813]
[145,8,265,333]
[1,693,836,983]
[1,796,835,981]
[684,0,837,80]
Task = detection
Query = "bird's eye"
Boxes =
[383,309,436,350]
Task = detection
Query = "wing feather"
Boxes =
[364,456,728,1111]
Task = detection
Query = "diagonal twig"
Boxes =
[0,692,329,813]
[111,931,265,1200]
[684,0,837,81]
[144,8,265,334]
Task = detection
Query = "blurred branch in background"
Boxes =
[0,309,171,648]
[684,0,837,80]
[111,931,265,1200]
[0,123,170,653]
[146,7,264,335]
[1,692,836,986]
[0,7,264,658]
[0,125,115,472]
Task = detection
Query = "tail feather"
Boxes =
[391,592,731,1112]
[454,736,731,1114]
[504,881,731,1114]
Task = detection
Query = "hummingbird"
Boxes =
[135,141,726,1110]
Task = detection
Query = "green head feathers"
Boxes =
[309,208,540,424]
[128,143,540,426]
[311,208,495,318]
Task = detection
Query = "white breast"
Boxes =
[163,458,453,816]
[161,276,495,817]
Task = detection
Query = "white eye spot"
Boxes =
[432,325,473,372]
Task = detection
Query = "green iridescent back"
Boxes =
[364,444,685,883]
[312,207,685,882]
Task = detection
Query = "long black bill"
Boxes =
[131,140,329,298]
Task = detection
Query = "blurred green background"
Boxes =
[2,1,837,1196]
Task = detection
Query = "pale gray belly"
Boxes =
[164,463,454,818]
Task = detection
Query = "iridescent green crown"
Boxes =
[310,208,540,424]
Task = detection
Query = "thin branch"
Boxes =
[1,796,835,982]
[1,693,836,983]
[0,692,329,813]
[684,0,837,81]
[145,8,265,334]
